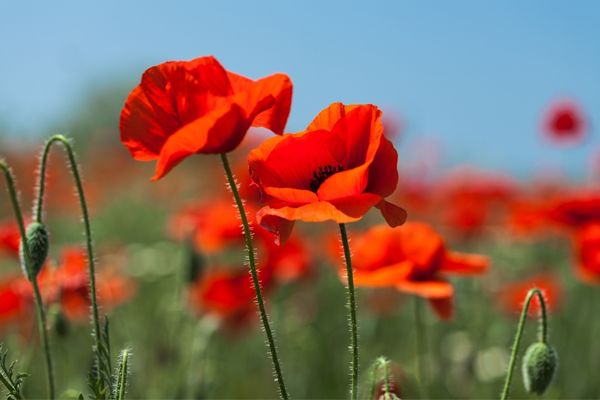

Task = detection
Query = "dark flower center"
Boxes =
[309,164,344,192]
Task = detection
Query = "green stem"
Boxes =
[500,288,549,400]
[34,135,102,361]
[0,160,55,399]
[414,297,428,398]
[219,153,289,400]
[338,223,359,400]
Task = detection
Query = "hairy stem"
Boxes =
[339,223,359,400]
[500,288,549,400]
[35,135,102,362]
[219,153,289,400]
[0,161,55,399]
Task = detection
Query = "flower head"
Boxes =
[120,55,293,180]
[249,102,407,244]
[542,99,586,144]
[342,222,488,319]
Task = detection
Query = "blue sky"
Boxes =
[1,1,599,177]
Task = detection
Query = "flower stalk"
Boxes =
[339,223,359,400]
[34,135,103,359]
[500,287,554,400]
[219,153,289,400]
[0,160,55,399]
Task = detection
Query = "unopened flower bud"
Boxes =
[19,222,49,279]
[522,342,558,395]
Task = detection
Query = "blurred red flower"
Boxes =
[548,191,600,228]
[575,223,600,285]
[496,273,562,317]
[0,221,21,258]
[170,199,312,284]
[437,167,515,237]
[249,102,407,244]
[342,222,489,320]
[0,277,26,325]
[542,99,586,144]
[120,55,292,180]
[188,267,271,328]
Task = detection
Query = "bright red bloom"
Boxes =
[542,99,586,144]
[496,273,562,317]
[0,221,20,258]
[548,191,600,228]
[342,222,489,320]
[120,55,293,180]
[575,223,600,284]
[249,103,407,244]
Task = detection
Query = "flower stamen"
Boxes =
[309,164,344,192]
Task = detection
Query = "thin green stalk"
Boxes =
[414,297,428,398]
[500,288,549,400]
[34,135,102,360]
[338,223,359,400]
[219,153,289,400]
[0,160,55,399]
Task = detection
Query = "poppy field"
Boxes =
[1,4,600,399]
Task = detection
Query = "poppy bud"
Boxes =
[522,342,558,395]
[19,222,49,279]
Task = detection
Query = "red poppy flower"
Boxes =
[0,277,26,325]
[0,221,21,258]
[575,223,600,284]
[542,99,586,144]
[249,102,407,244]
[120,55,293,180]
[188,267,270,328]
[496,273,562,317]
[547,191,600,228]
[341,222,489,319]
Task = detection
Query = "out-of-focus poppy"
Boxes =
[437,167,515,237]
[575,223,600,285]
[120,55,293,180]
[547,191,600,228]
[542,99,586,144]
[496,273,562,317]
[0,277,26,325]
[188,267,271,328]
[170,199,312,284]
[249,102,407,244]
[340,222,489,320]
[39,247,136,322]
[0,221,21,258]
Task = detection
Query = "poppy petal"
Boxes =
[152,102,247,180]
[316,164,370,200]
[428,297,454,320]
[395,279,453,299]
[377,200,408,227]
[306,102,361,131]
[442,251,489,275]
[352,262,412,287]
[257,214,295,245]
[367,136,399,197]
[256,129,345,189]
[263,187,319,204]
